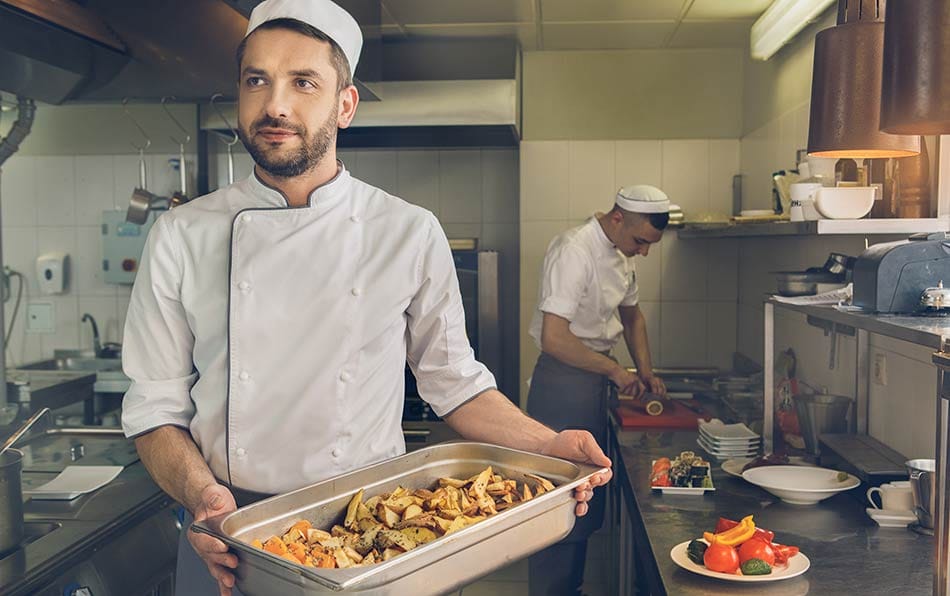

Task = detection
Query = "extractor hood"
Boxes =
[0,0,521,147]
[200,38,522,148]
[0,0,129,104]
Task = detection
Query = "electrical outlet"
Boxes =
[26,302,54,333]
[873,353,888,386]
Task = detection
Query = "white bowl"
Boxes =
[742,465,860,505]
[814,187,875,219]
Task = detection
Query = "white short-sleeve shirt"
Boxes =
[529,217,639,353]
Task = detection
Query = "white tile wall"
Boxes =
[3,142,521,397]
[520,138,742,403]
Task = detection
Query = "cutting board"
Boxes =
[613,400,706,430]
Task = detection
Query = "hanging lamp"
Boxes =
[807,0,920,158]
[880,0,950,134]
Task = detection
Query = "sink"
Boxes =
[16,355,130,394]
[18,358,122,373]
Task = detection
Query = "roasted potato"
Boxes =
[250,466,555,569]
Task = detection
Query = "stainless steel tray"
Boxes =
[193,441,605,595]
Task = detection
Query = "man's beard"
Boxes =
[239,109,337,179]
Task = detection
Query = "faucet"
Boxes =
[81,313,101,358]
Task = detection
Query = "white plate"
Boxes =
[697,437,758,457]
[721,457,815,478]
[742,466,859,505]
[699,431,761,447]
[866,508,916,527]
[698,419,760,441]
[670,540,810,582]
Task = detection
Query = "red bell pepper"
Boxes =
[714,517,776,544]
[772,543,800,565]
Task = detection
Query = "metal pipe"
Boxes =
[0,96,35,167]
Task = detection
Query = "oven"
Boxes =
[402,249,500,425]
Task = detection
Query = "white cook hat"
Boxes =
[245,0,363,77]
[615,185,670,214]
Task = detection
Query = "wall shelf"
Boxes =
[676,217,950,239]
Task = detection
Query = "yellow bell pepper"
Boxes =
[703,515,756,546]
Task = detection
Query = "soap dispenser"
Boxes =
[36,252,69,295]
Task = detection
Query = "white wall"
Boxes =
[1,151,196,367]
[520,138,740,405]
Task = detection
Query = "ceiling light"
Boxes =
[807,0,919,158]
[751,0,836,61]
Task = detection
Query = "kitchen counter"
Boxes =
[609,419,934,595]
[1,430,175,596]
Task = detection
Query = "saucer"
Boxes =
[866,508,917,528]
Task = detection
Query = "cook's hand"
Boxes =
[539,430,613,516]
[190,484,238,596]
[640,374,666,398]
[609,367,645,399]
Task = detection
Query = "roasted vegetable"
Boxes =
[703,515,755,547]
[686,540,708,565]
[740,558,772,575]
[250,466,554,569]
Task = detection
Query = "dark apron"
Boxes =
[526,351,609,542]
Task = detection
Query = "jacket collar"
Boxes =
[244,159,352,210]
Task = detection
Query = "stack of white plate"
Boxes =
[697,419,760,461]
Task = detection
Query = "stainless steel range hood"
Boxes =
[201,38,522,148]
[0,0,129,104]
[0,0,521,147]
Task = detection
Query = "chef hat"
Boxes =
[615,185,670,214]
[245,0,363,76]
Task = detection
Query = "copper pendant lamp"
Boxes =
[880,0,950,134]
[807,0,921,158]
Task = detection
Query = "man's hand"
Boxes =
[640,374,666,397]
[539,430,613,516]
[189,484,238,596]
[609,366,645,399]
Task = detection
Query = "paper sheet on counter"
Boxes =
[24,465,124,500]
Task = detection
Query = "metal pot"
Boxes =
[907,458,936,530]
[822,252,856,276]
[0,448,24,555]
[773,270,845,296]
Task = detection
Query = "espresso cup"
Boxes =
[867,482,915,511]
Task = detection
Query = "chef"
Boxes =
[526,185,669,595]
[119,1,611,595]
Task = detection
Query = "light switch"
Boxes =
[26,302,54,333]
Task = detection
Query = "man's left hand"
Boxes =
[641,374,666,397]
[539,430,613,516]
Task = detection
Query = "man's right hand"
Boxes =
[189,484,239,596]
[609,366,645,399]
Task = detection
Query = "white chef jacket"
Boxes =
[529,216,639,354]
[121,163,496,494]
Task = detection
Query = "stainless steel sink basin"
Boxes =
[16,352,131,394]
[18,358,122,373]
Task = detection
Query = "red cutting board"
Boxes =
[613,401,705,430]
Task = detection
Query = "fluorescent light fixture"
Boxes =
[751,0,836,61]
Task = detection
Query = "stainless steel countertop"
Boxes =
[611,420,934,595]
[1,446,171,595]
[769,300,950,349]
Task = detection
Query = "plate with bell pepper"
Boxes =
[670,515,809,582]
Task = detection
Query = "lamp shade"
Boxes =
[807,0,920,158]
[880,0,950,134]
